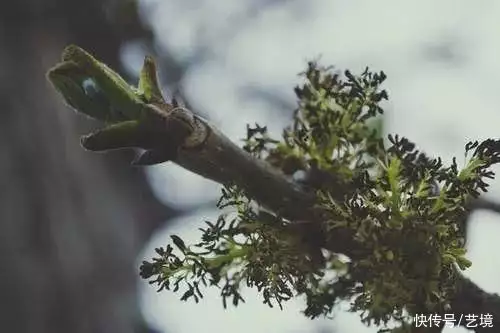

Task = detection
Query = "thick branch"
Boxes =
[449,275,500,332]
[469,197,500,215]
[175,114,316,221]
[170,107,500,332]
[47,45,499,331]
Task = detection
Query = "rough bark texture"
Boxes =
[0,2,173,333]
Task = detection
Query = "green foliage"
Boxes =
[48,45,146,123]
[48,45,191,163]
[140,62,500,331]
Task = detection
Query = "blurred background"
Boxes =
[1,1,500,332]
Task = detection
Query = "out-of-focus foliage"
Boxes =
[139,62,500,332]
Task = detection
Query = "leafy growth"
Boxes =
[140,62,500,331]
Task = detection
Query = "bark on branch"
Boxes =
[167,106,500,332]
[47,45,499,332]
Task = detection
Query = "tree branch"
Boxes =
[170,105,500,332]
[47,45,499,332]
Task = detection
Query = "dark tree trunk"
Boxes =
[0,2,172,332]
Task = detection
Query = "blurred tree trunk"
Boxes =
[0,1,171,332]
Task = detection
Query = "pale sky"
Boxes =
[125,1,500,332]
